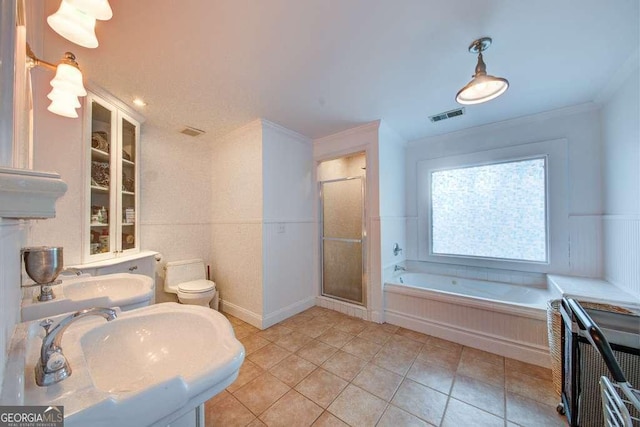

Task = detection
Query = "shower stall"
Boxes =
[318,153,366,306]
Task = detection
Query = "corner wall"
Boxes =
[210,121,264,325]
[601,65,640,297]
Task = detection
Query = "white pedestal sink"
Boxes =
[1,303,245,427]
[21,273,154,321]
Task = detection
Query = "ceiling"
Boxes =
[40,0,640,143]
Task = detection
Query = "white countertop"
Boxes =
[547,275,640,313]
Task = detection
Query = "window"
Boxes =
[430,158,547,262]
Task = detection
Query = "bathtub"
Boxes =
[384,272,558,367]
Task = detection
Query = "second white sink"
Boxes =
[21,273,154,321]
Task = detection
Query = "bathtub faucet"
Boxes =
[394,265,406,272]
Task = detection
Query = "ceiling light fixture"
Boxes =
[27,44,87,118]
[133,98,147,107]
[47,0,113,48]
[456,37,509,105]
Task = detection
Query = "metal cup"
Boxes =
[22,246,63,284]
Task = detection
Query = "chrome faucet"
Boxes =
[35,307,117,386]
[394,265,406,272]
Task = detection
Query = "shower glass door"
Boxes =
[320,177,365,305]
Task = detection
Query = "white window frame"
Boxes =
[417,139,568,273]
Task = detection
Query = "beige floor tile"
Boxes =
[256,324,293,342]
[357,325,393,345]
[206,389,232,408]
[311,411,349,426]
[297,340,339,365]
[273,331,313,352]
[341,336,382,361]
[246,419,267,427]
[278,313,313,329]
[239,334,270,355]
[372,346,416,376]
[205,393,256,427]
[234,323,261,339]
[426,336,463,353]
[233,372,291,416]
[441,398,504,427]
[317,328,354,348]
[406,359,455,394]
[322,350,367,381]
[259,389,323,427]
[457,354,504,387]
[295,368,349,408]
[297,319,333,338]
[226,360,264,393]
[450,374,505,417]
[460,346,504,366]
[312,313,342,327]
[384,335,424,357]
[269,354,317,387]
[377,405,430,427]
[247,343,292,370]
[416,343,462,371]
[352,363,403,401]
[506,392,566,427]
[327,384,387,427]
[396,327,430,343]
[506,370,557,407]
[379,323,400,334]
[505,358,552,381]
[333,317,369,335]
[305,306,331,317]
[391,379,448,425]
[225,314,247,326]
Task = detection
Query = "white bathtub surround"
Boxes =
[384,270,559,367]
[547,275,640,310]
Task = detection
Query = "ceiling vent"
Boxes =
[429,107,465,123]
[180,126,205,137]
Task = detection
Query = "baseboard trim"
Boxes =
[220,300,263,329]
[262,297,316,329]
[385,309,552,368]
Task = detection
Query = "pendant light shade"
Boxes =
[456,37,509,105]
[47,98,80,118]
[47,0,98,48]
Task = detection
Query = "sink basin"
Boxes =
[21,273,154,321]
[1,303,245,427]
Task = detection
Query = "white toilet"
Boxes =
[164,259,219,309]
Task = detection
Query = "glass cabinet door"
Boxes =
[120,116,137,252]
[89,99,116,257]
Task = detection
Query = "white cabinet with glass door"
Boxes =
[83,90,144,263]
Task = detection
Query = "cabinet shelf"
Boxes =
[122,222,135,227]
[91,148,110,161]
[91,185,109,193]
[122,158,135,166]
[122,190,135,196]
[90,223,109,227]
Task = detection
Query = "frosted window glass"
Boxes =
[431,158,547,262]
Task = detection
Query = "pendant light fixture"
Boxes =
[456,37,509,105]
[47,0,113,48]
[27,44,87,118]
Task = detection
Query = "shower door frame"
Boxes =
[319,175,367,306]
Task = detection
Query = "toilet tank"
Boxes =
[164,259,206,292]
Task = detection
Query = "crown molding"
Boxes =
[261,119,312,144]
[594,47,640,105]
[314,120,381,144]
[0,167,67,219]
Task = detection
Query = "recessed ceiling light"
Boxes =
[133,98,147,107]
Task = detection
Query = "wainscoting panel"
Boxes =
[604,215,640,297]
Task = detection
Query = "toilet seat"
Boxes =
[178,279,215,294]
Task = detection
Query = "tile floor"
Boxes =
[205,306,566,427]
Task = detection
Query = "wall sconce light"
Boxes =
[456,37,509,105]
[27,43,87,118]
[47,0,113,48]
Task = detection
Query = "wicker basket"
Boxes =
[546,299,633,395]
